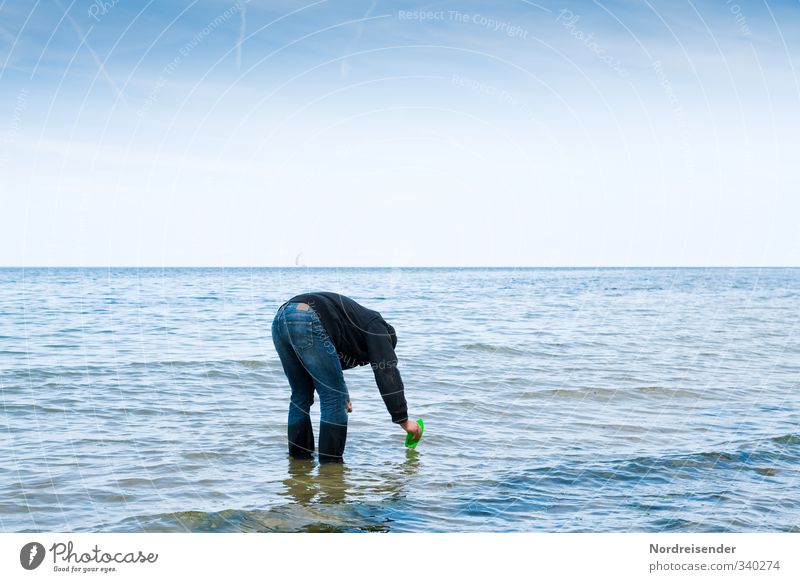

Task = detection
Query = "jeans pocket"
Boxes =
[287,320,314,350]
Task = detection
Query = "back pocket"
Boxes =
[286,320,314,350]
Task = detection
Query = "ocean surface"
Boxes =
[0,267,798,532]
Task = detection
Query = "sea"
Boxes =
[1,267,798,532]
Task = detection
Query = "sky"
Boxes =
[0,0,798,267]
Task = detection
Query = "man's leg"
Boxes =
[291,308,349,462]
[272,308,315,459]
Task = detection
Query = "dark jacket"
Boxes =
[282,292,408,423]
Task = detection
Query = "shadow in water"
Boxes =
[123,451,422,532]
[282,449,421,506]
[281,458,350,505]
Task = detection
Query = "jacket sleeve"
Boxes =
[364,319,408,423]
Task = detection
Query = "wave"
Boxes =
[461,343,528,355]
[519,385,706,400]
[503,434,800,489]
[770,433,800,445]
[120,506,391,533]
[522,387,619,400]
[1,358,277,377]
[632,385,705,398]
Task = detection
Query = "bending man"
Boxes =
[271,291,420,462]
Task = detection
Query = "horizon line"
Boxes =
[1,265,798,270]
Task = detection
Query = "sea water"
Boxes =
[0,267,798,532]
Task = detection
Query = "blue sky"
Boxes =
[1,0,798,266]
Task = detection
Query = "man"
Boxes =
[271,292,421,462]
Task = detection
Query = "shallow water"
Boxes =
[1,267,798,532]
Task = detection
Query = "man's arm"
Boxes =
[364,319,408,424]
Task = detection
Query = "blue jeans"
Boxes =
[271,302,349,462]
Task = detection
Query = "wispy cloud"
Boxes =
[0,25,16,44]
[340,0,379,78]
[52,0,128,106]
[236,0,246,71]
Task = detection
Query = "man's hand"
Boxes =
[400,419,421,441]
[346,401,352,413]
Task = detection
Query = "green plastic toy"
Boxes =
[404,418,425,449]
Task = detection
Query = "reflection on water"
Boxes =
[282,459,349,506]
[282,451,419,506]
[117,452,422,532]
[1,268,799,532]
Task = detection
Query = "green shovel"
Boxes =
[404,418,425,449]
